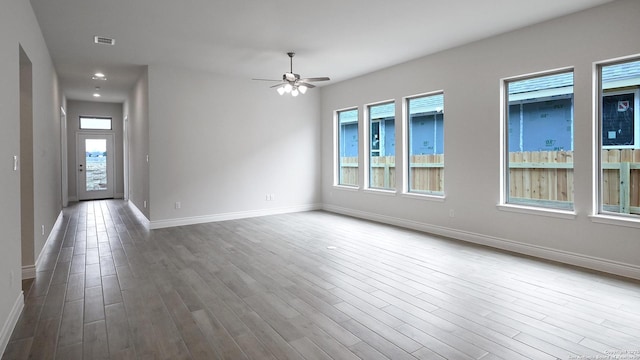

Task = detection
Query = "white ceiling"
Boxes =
[29,0,614,103]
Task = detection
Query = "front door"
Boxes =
[77,133,115,200]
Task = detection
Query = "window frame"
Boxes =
[403,91,445,198]
[365,100,397,192]
[79,116,113,130]
[594,56,640,223]
[334,107,360,188]
[500,67,576,216]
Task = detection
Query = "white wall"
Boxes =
[32,53,62,272]
[0,0,61,354]
[147,65,322,227]
[321,0,640,278]
[125,68,150,219]
[66,100,124,200]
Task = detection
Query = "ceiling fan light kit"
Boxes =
[254,52,330,97]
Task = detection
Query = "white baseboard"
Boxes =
[69,194,123,201]
[21,266,35,280]
[149,204,323,230]
[0,291,24,357]
[127,200,150,228]
[323,204,640,281]
[22,211,64,280]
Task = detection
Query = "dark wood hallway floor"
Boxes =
[3,200,640,359]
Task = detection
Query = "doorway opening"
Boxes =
[76,133,115,200]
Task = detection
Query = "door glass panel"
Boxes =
[85,139,107,191]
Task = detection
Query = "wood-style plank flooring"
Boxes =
[3,200,640,359]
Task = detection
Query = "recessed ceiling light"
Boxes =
[92,72,107,80]
[93,93,101,97]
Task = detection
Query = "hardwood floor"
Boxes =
[3,200,640,360]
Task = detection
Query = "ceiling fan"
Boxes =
[253,52,330,96]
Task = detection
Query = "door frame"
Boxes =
[60,106,68,207]
[76,132,116,200]
[123,115,129,201]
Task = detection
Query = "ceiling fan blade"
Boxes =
[300,77,330,82]
[298,82,316,89]
[255,53,329,93]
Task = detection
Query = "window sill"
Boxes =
[333,184,360,192]
[401,192,445,202]
[497,203,576,220]
[589,214,640,229]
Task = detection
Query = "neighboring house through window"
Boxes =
[368,102,396,190]
[598,58,640,217]
[337,108,359,187]
[406,93,444,195]
[504,71,575,210]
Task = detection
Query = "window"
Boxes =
[598,58,640,217]
[80,116,112,130]
[504,71,574,210]
[368,102,395,190]
[406,93,444,195]
[337,108,359,186]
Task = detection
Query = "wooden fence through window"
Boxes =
[338,157,358,186]
[601,149,640,214]
[340,155,444,193]
[339,149,640,215]
[508,151,574,207]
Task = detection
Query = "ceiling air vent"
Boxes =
[93,36,115,45]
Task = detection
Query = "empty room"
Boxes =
[1,0,639,359]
